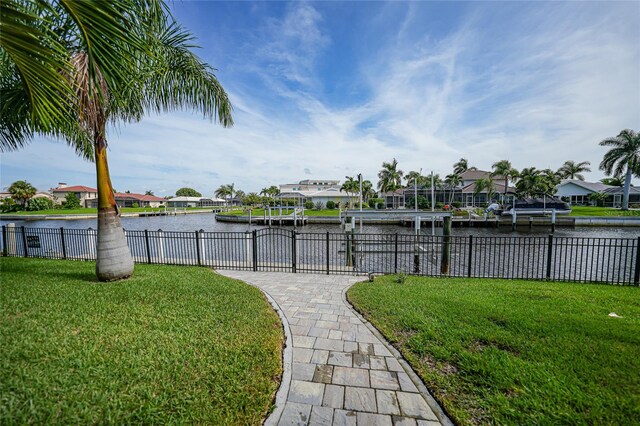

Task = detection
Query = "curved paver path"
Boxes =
[217,271,451,426]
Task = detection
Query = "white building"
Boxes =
[167,196,226,208]
[51,183,98,207]
[279,179,340,193]
[555,180,614,205]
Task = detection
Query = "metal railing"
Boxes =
[2,225,638,285]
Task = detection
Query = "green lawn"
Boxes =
[0,207,210,216]
[569,206,640,216]
[347,276,640,425]
[0,258,283,425]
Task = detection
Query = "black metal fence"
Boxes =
[2,225,639,285]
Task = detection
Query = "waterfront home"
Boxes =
[555,180,614,205]
[85,192,166,208]
[459,169,505,187]
[167,196,226,208]
[602,186,640,208]
[279,179,341,193]
[278,188,352,207]
[51,183,97,207]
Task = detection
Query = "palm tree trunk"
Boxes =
[95,135,134,281]
[622,163,633,210]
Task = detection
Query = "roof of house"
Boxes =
[602,186,640,195]
[52,185,97,193]
[460,182,515,194]
[167,196,204,202]
[114,193,165,202]
[557,179,613,193]
[309,189,352,198]
[458,169,505,181]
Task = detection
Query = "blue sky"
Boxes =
[2,1,639,196]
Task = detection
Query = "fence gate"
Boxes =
[254,228,294,272]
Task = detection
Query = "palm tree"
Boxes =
[215,184,235,205]
[341,176,359,208]
[600,176,624,187]
[515,167,546,198]
[404,171,427,188]
[491,160,518,203]
[362,180,375,202]
[473,177,496,205]
[599,129,639,210]
[145,190,154,196]
[444,173,462,204]
[453,158,469,175]
[557,160,591,180]
[1,1,233,280]
[8,180,36,207]
[377,159,404,208]
[540,169,561,194]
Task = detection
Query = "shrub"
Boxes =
[406,196,429,209]
[26,197,53,211]
[0,198,20,213]
[452,201,462,208]
[326,201,336,209]
[304,200,314,209]
[368,198,384,209]
[435,202,444,209]
[314,201,324,210]
[132,202,139,208]
[63,193,81,209]
[286,200,295,207]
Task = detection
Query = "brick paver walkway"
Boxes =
[217,271,450,426]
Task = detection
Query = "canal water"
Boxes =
[2,213,639,238]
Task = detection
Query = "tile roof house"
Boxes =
[85,192,167,208]
[51,183,98,207]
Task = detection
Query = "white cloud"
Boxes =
[2,2,638,195]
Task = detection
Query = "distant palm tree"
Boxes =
[341,176,359,208]
[444,173,462,204]
[8,180,36,207]
[516,167,548,198]
[600,176,624,187]
[362,180,375,202]
[145,190,154,196]
[473,177,496,205]
[453,158,469,175]
[404,171,427,188]
[557,160,591,180]
[491,160,518,203]
[599,129,639,210]
[377,159,404,208]
[541,169,562,194]
[215,184,236,205]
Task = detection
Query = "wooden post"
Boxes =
[440,216,452,275]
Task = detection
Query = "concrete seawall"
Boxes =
[215,214,640,227]
[0,209,215,221]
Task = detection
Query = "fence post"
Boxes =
[6,223,16,256]
[326,232,330,275]
[292,230,297,273]
[195,231,202,266]
[634,236,640,286]
[467,234,473,278]
[145,229,151,264]
[394,233,399,274]
[546,234,553,280]
[60,227,67,259]
[440,216,451,275]
[1,225,6,256]
[21,226,28,257]
[252,230,258,272]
